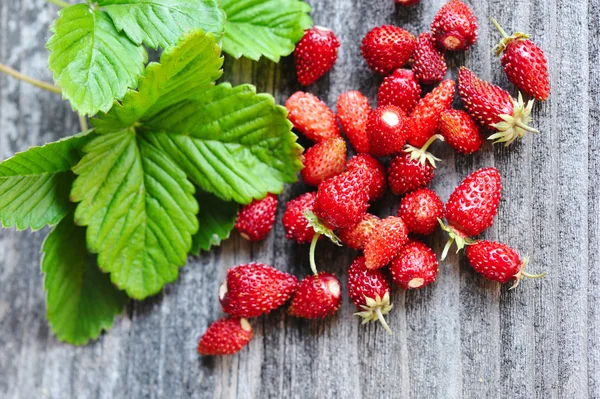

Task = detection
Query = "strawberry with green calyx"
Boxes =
[388,152,434,196]
[304,210,342,275]
[197,317,253,356]
[348,256,393,334]
[466,240,546,289]
[235,194,278,241]
[458,67,538,146]
[439,167,502,260]
[288,272,342,319]
[491,19,550,101]
[282,192,318,244]
[403,133,445,168]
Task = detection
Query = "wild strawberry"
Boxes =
[408,79,455,148]
[412,32,447,84]
[301,137,347,186]
[466,240,546,288]
[431,0,478,51]
[364,216,409,269]
[295,26,340,86]
[219,263,298,318]
[282,192,318,244]
[438,109,482,154]
[397,188,443,235]
[361,25,416,75]
[491,19,549,101]
[288,272,342,319]
[458,67,537,146]
[377,69,421,115]
[396,0,420,5]
[338,213,379,250]
[313,168,371,229]
[235,194,277,241]
[440,167,502,259]
[366,105,410,157]
[346,154,387,201]
[390,241,438,289]
[348,256,393,333]
[337,90,371,153]
[197,318,253,355]
[286,92,341,143]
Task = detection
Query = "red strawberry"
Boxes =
[361,25,417,75]
[438,109,482,154]
[286,92,341,143]
[301,137,347,186]
[466,240,546,288]
[388,147,437,196]
[346,154,387,201]
[396,0,420,5]
[313,168,371,229]
[412,32,448,84]
[431,0,478,51]
[348,256,393,333]
[288,272,342,318]
[366,105,410,157]
[397,188,444,235]
[364,216,409,269]
[235,194,277,241]
[219,263,298,318]
[377,69,421,115]
[337,90,372,153]
[440,167,502,259]
[491,19,550,101]
[282,192,318,244]
[408,79,455,147]
[295,26,340,86]
[197,318,253,355]
[458,67,537,146]
[390,241,438,289]
[338,213,379,250]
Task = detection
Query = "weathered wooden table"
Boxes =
[1,0,598,398]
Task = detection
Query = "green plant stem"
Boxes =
[0,63,62,94]
[309,233,320,275]
[46,0,71,8]
[490,18,509,38]
[78,114,89,132]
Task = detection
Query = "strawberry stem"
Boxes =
[0,63,62,94]
[421,134,444,153]
[309,232,320,275]
[491,18,509,39]
[441,237,454,261]
[509,257,547,290]
[375,307,392,334]
[47,0,71,7]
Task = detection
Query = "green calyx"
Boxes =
[489,93,538,146]
[304,210,342,275]
[491,18,530,56]
[509,257,547,290]
[354,292,393,334]
[438,218,475,261]
[403,134,444,168]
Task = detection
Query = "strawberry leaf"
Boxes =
[42,212,128,345]
[47,4,147,116]
[98,0,226,50]
[0,132,93,230]
[190,191,239,255]
[141,83,303,204]
[70,129,199,299]
[221,0,312,62]
[92,29,223,133]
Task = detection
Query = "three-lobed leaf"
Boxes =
[71,129,199,299]
[47,4,147,116]
[221,0,312,62]
[98,0,226,50]
[0,132,93,230]
[190,191,238,255]
[42,212,128,345]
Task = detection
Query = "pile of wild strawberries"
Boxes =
[197,0,550,356]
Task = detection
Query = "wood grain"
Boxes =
[0,0,597,398]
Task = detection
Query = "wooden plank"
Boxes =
[0,0,597,398]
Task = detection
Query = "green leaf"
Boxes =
[42,212,127,345]
[98,0,226,50]
[71,129,199,299]
[92,29,223,133]
[221,0,312,62]
[190,191,238,255]
[141,83,303,204]
[0,132,93,230]
[47,4,147,116]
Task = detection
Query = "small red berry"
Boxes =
[346,154,387,201]
[197,318,253,356]
[366,105,410,157]
[398,188,444,235]
[431,0,478,51]
[377,69,421,114]
[364,216,409,269]
[288,272,342,319]
[301,137,347,186]
[408,79,455,148]
[361,25,416,75]
[396,0,420,5]
[390,241,438,289]
[286,92,341,143]
[388,152,434,195]
[282,192,318,244]
[337,90,372,153]
[412,32,448,84]
[438,109,482,154]
[338,213,379,250]
[295,26,340,86]
[235,194,277,241]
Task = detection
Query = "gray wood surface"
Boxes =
[0,0,598,398]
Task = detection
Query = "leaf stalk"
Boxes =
[0,63,62,94]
